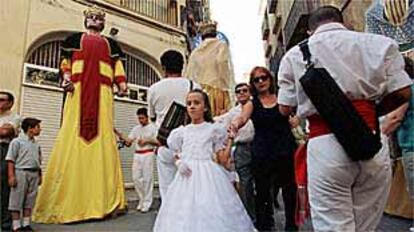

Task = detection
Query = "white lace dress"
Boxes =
[153,122,255,232]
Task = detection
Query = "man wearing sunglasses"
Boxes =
[215,83,255,222]
[277,6,412,232]
[0,90,21,231]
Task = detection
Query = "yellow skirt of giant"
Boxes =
[201,84,231,116]
[33,83,126,223]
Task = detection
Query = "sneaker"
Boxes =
[136,205,142,211]
[21,225,34,231]
[140,208,150,213]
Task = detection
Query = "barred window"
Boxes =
[27,40,62,69]
[26,39,160,88]
[119,0,178,26]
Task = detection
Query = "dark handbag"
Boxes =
[156,80,193,146]
[298,40,382,161]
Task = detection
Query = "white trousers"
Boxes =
[132,153,154,210]
[156,147,177,199]
[307,134,392,232]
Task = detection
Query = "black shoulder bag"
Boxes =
[156,80,193,146]
[298,40,382,161]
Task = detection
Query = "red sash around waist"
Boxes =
[135,149,154,155]
[307,100,377,139]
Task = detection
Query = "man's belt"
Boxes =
[308,100,377,139]
[135,149,154,155]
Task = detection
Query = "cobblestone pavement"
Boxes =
[32,194,413,232]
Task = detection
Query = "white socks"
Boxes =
[23,217,31,227]
[12,220,21,230]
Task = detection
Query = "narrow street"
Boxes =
[31,190,413,232]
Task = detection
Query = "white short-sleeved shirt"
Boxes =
[277,23,413,118]
[214,105,254,143]
[148,77,201,127]
[0,111,21,143]
[128,122,158,151]
[6,134,41,169]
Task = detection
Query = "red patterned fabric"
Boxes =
[294,143,310,226]
[70,33,112,142]
[308,100,376,139]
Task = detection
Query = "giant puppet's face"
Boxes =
[84,14,105,32]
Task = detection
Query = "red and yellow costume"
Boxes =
[33,32,126,223]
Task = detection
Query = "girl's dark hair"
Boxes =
[249,66,277,96]
[185,89,214,124]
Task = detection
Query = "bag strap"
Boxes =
[299,40,313,68]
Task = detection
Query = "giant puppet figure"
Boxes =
[185,20,236,116]
[33,6,127,223]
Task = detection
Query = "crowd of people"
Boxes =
[0,3,413,232]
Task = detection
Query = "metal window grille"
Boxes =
[26,39,160,87]
[119,0,178,26]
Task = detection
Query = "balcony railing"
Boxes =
[117,0,178,26]
[268,0,278,14]
[283,0,319,45]
[262,12,270,40]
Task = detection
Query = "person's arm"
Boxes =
[381,102,409,135]
[377,40,413,116]
[38,147,42,186]
[137,138,160,147]
[113,58,128,96]
[377,86,411,116]
[277,53,298,116]
[114,128,134,147]
[147,88,157,123]
[216,137,234,169]
[279,105,294,117]
[230,101,253,134]
[60,57,74,92]
[6,141,18,188]
[137,125,160,147]
[7,161,16,187]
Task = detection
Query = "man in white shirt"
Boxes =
[277,6,412,231]
[119,108,158,213]
[0,90,21,230]
[215,83,255,222]
[148,50,201,199]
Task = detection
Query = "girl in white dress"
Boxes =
[153,89,255,232]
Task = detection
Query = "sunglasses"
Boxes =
[0,98,9,102]
[252,75,269,84]
[235,88,249,94]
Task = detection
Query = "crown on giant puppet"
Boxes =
[198,20,217,35]
[83,5,106,18]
